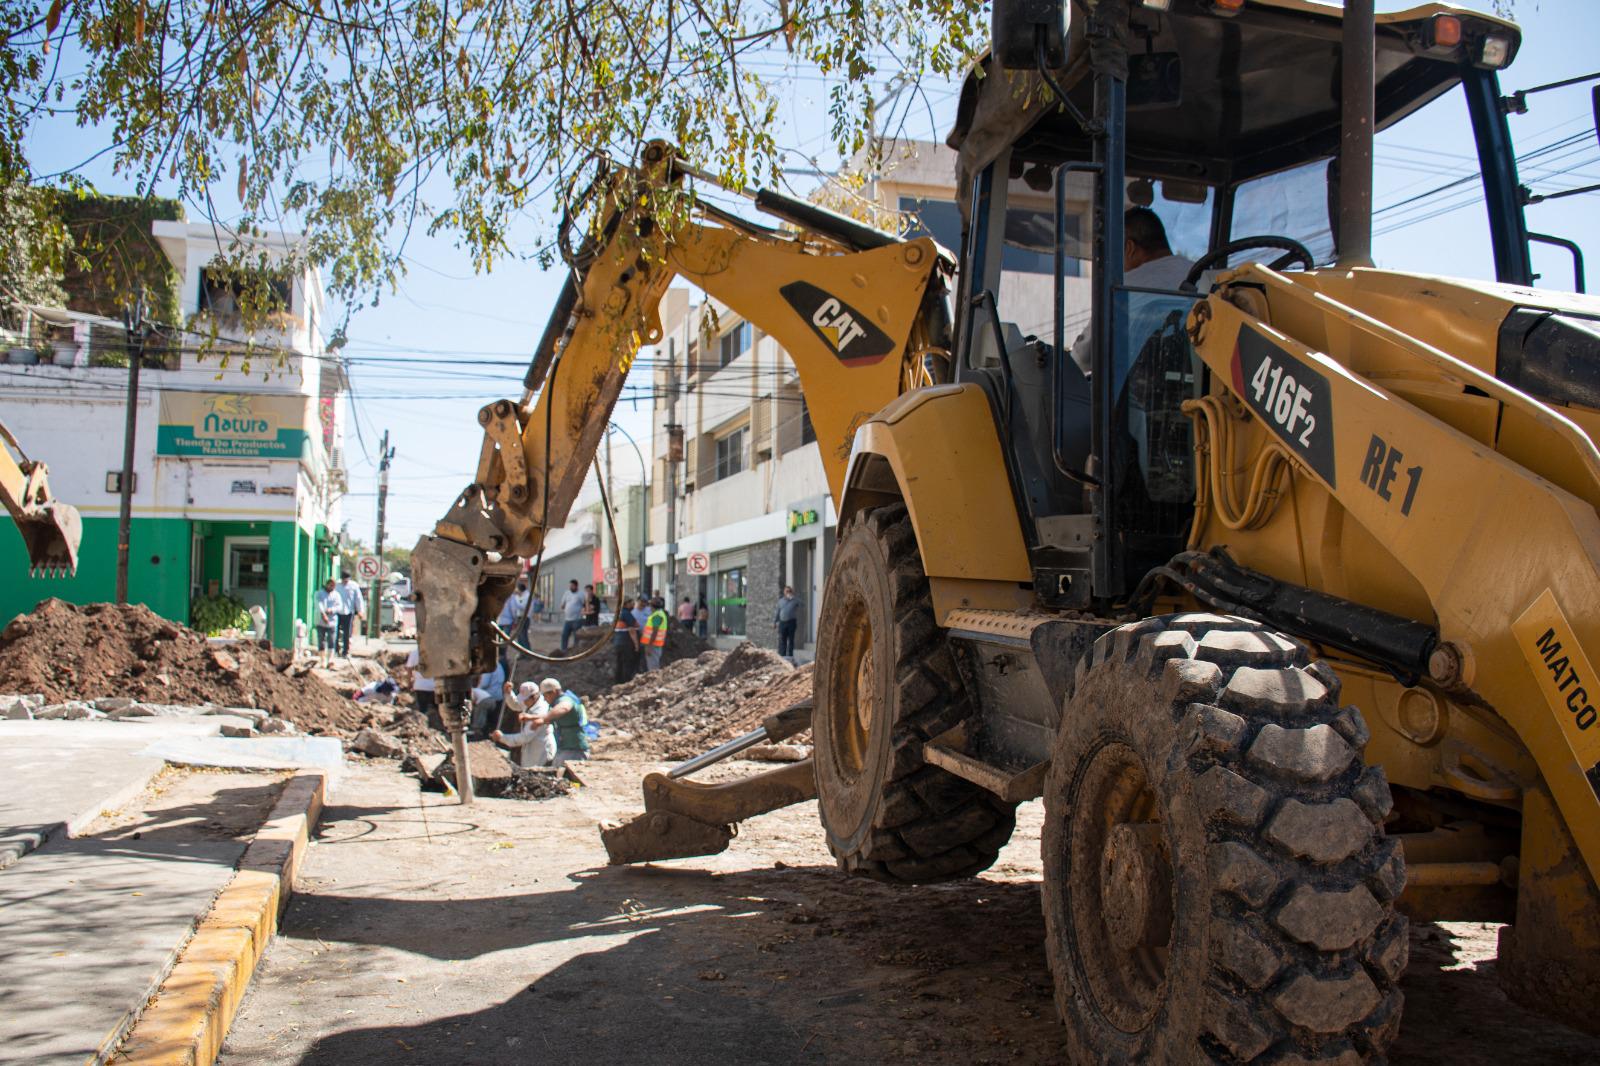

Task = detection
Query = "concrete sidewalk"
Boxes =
[0,835,245,1065]
[0,719,340,1065]
[0,721,169,868]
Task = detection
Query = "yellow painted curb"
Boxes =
[108,772,326,1066]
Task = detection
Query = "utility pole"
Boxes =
[603,422,614,594]
[115,290,147,604]
[369,431,394,639]
[664,311,687,604]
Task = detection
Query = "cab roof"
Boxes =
[947,0,1521,199]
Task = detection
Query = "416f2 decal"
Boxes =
[1231,326,1338,488]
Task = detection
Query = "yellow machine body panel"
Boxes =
[1188,265,1600,887]
[841,384,1033,609]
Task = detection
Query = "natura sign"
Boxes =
[158,393,311,459]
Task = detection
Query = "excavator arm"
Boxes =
[1,419,81,577]
[412,142,951,794]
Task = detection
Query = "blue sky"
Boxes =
[25,0,1600,549]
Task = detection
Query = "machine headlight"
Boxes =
[1479,32,1514,69]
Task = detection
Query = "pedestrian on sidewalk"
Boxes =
[677,596,695,627]
[405,645,438,729]
[558,579,584,652]
[582,584,601,628]
[696,597,710,638]
[314,578,339,667]
[774,585,803,659]
[611,600,641,685]
[532,677,590,767]
[491,680,556,767]
[642,597,670,672]
[336,571,365,657]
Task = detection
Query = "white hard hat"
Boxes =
[516,681,540,700]
[539,677,562,693]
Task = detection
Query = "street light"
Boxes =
[607,421,649,596]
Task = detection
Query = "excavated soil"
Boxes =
[0,598,366,734]
[589,643,813,759]
[507,623,712,693]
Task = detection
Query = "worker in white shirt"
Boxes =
[497,577,532,671]
[405,646,438,728]
[490,680,556,768]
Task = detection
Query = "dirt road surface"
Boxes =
[221,756,1600,1065]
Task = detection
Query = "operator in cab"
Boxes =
[1070,206,1197,376]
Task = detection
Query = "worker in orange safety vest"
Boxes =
[642,596,670,672]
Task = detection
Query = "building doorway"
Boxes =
[224,538,271,615]
[791,539,816,648]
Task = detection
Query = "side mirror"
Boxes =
[992,0,1070,71]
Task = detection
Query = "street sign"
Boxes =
[603,566,620,584]
[356,554,382,581]
[686,551,711,575]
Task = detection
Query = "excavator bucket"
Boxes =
[601,702,817,865]
[2,421,82,577]
[15,501,81,577]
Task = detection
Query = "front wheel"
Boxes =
[812,503,1016,883]
[1043,614,1407,1064]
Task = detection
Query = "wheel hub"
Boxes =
[1100,822,1172,952]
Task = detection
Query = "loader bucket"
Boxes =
[16,501,81,577]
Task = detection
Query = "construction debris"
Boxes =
[508,623,712,692]
[589,642,813,759]
[350,728,406,759]
[0,599,362,734]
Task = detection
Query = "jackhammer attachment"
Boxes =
[601,701,816,865]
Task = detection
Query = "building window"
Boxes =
[198,268,293,323]
[718,321,752,368]
[715,565,747,636]
[715,428,745,481]
[800,400,816,445]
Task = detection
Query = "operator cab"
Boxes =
[946,0,1528,607]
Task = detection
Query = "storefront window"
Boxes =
[715,566,747,636]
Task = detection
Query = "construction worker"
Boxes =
[642,596,670,672]
[533,677,590,767]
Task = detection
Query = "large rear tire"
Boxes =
[1043,614,1407,1064]
[812,503,1016,883]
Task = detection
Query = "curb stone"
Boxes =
[106,771,326,1065]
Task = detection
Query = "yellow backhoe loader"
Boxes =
[414,0,1600,1060]
[1,418,80,576]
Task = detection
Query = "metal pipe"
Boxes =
[668,725,771,779]
[1336,0,1375,268]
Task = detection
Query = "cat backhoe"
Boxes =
[414,0,1600,1060]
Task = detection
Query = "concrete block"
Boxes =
[1,702,31,720]
[94,696,138,712]
[350,728,404,759]
[219,723,257,738]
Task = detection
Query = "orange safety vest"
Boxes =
[644,610,669,647]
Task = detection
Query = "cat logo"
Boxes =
[780,281,895,367]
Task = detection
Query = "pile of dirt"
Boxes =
[589,642,813,759]
[0,599,366,735]
[507,623,711,695]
